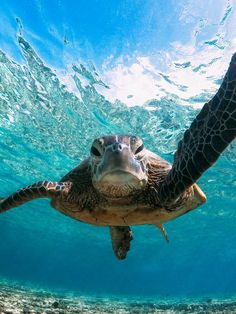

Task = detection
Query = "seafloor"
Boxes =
[0,283,236,314]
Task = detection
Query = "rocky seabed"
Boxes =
[1,283,236,313]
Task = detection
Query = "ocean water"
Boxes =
[0,3,236,312]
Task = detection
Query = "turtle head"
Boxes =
[90,135,148,197]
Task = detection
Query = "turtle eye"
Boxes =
[135,144,144,154]
[91,146,101,157]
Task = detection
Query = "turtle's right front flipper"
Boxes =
[0,181,72,213]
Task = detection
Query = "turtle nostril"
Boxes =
[112,142,123,152]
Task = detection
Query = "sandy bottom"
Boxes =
[0,283,236,313]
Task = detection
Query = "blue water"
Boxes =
[0,4,236,304]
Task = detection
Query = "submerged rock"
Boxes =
[51,301,59,308]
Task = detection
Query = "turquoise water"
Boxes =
[0,34,236,301]
[0,1,236,306]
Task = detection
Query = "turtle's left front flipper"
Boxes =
[109,226,133,260]
[159,53,236,204]
[0,181,72,213]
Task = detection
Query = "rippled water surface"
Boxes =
[0,0,236,307]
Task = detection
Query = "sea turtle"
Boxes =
[0,53,236,260]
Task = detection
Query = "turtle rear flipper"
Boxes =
[0,181,72,213]
[156,224,169,242]
[159,52,236,204]
[109,226,133,260]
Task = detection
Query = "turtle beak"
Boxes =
[93,142,147,186]
[92,141,148,197]
[99,142,140,176]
